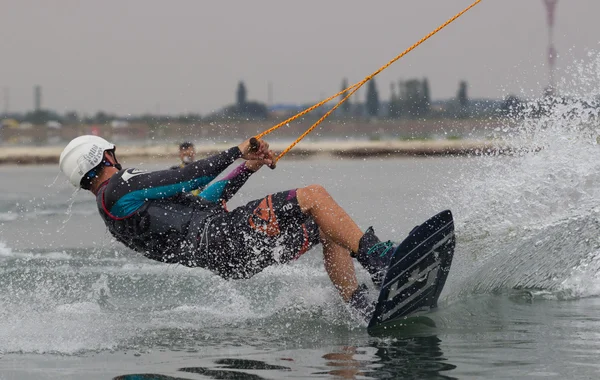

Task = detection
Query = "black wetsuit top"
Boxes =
[95,147,254,265]
[170,162,200,195]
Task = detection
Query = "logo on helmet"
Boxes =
[76,144,103,175]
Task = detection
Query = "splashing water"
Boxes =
[5,54,600,360]
[44,171,63,189]
[57,188,81,234]
[0,241,13,257]
[441,51,600,300]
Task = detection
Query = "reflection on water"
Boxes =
[320,346,363,379]
[368,335,457,379]
[114,375,190,380]
[114,335,456,380]
[209,358,292,371]
[179,366,268,380]
[315,335,456,380]
[179,358,291,379]
[115,358,291,380]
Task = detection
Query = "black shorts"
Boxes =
[195,189,321,279]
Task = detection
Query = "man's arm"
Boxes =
[105,147,242,217]
[199,151,275,204]
[199,162,254,203]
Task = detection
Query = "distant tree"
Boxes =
[388,82,400,118]
[365,79,380,118]
[64,111,79,125]
[236,81,247,106]
[176,113,202,124]
[23,109,61,125]
[340,78,351,114]
[404,79,424,118]
[0,112,23,122]
[238,101,268,118]
[139,113,157,124]
[457,81,468,107]
[95,111,110,124]
[220,101,269,121]
[215,81,269,121]
[188,113,202,123]
[457,81,469,118]
[397,80,406,118]
[422,78,431,116]
[398,80,407,99]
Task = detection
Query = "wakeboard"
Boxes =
[367,210,455,332]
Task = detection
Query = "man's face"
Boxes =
[180,147,196,164]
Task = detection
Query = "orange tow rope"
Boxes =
[254,0,483,164]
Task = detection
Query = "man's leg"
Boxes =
[201,188,379,320]
[296,185,363,253]
[296,184,394,288]
[320,230,374,320]
[320,231,358,302]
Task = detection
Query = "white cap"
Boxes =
[59,135,115,187]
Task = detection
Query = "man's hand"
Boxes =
[245,150,276,171]
[238,138,275,168]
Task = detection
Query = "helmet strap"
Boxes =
[104,150,122,170]
[102,160,122,171]
[81,151,121,190]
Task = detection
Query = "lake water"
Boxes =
[2,120,600,380]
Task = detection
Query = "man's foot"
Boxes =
[351,227,395,288]
[348,284,375,322]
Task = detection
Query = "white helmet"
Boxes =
[59,135,116,187]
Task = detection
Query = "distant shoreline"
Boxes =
[0,139,510,165]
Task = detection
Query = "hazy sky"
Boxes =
[2,0,599,116]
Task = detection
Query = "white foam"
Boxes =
[55,302,103,314]
[440,51,600,300]
[0,212,18,222]
[0,305,126,354]
[0,241,13,257]
[556,249,600,298]
[40,251,73,260]
[0,250,361,355]
[0,248,73,260]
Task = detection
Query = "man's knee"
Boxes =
[297,184,330,212]
[298,184,329,201]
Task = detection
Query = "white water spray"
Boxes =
[443,51,600,300]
